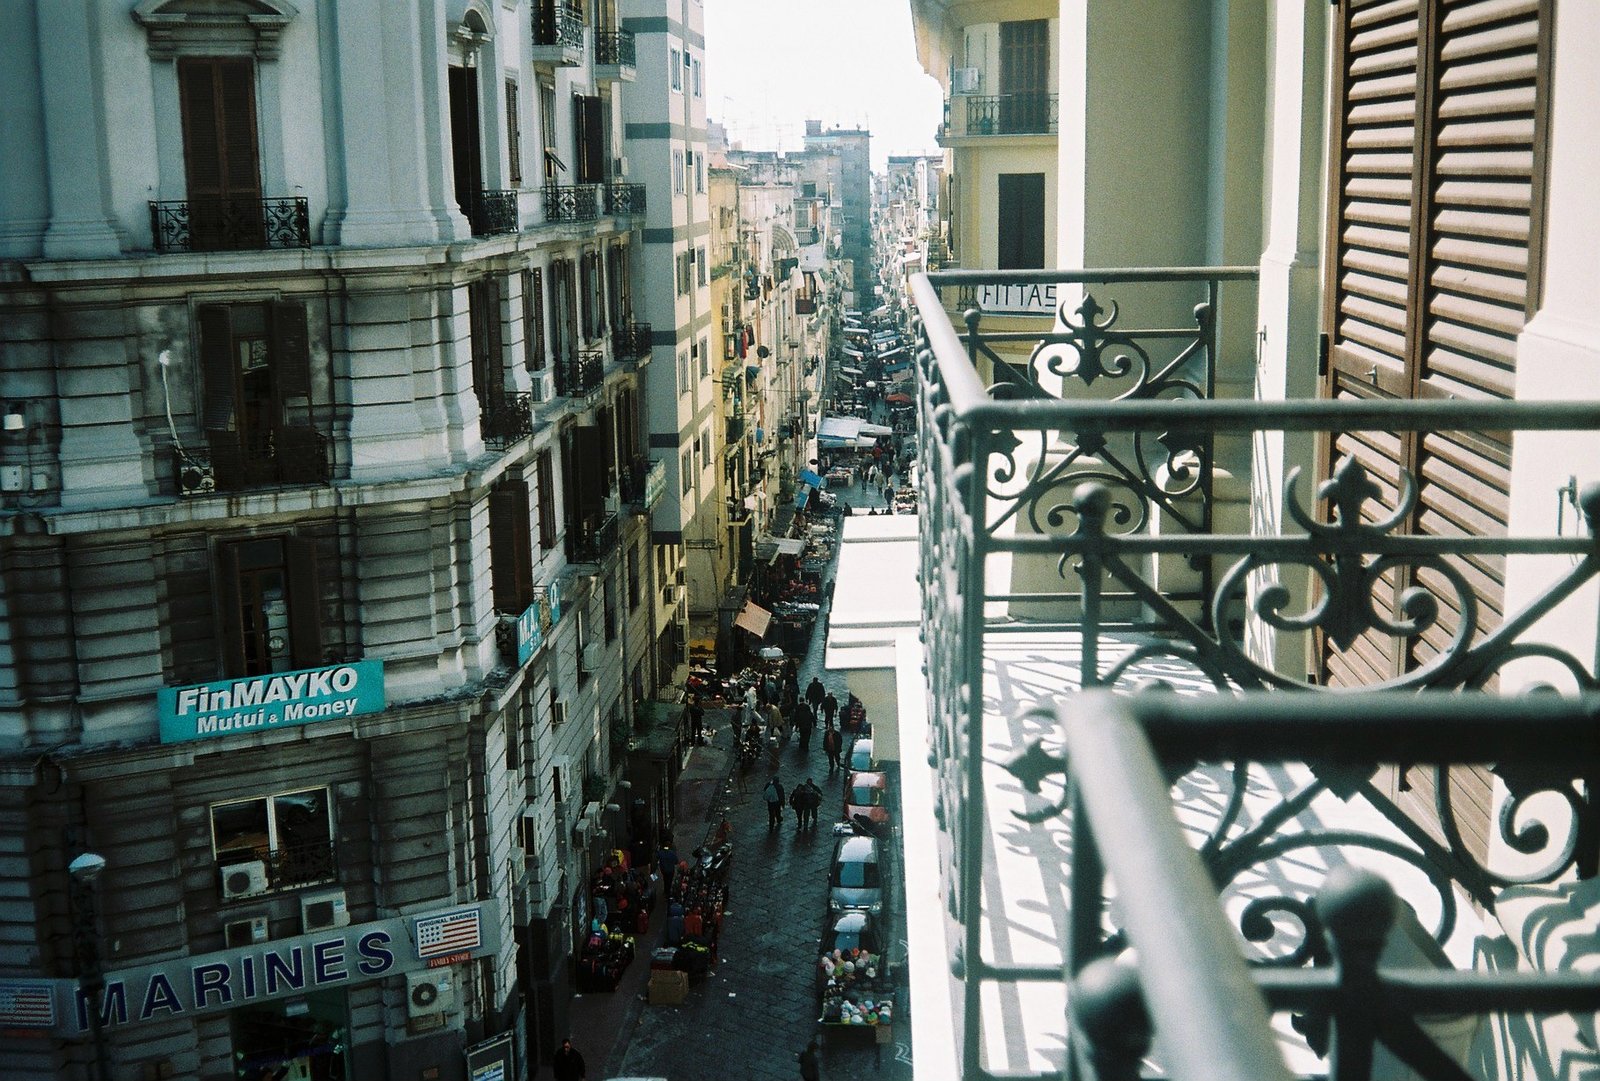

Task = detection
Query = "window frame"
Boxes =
[209,786,336,891]
[670,46,683,92]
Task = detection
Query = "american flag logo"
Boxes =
[0,981,57,1029]
[415,908,482,959]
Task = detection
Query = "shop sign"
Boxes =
[975,282,1058,315]
[157,660,386,744]
[466,1031,515,1081]
[515,601,543,668]
[643,457,667,507]
[2,901,500,1037]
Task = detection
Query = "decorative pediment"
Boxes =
[133,0,299,61]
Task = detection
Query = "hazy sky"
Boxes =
[701,0,944,172]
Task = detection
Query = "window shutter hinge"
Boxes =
[1318,332,1330,378]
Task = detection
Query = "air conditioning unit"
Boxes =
[954,67,981,93]
[551,697,569,727]
[176,456,216,497]
[552,801,570,853]
[300,889,350,933]
[406,970,456,1019]
[613,155,629,177]
[531,370,557,402]
[580,643,604,673]
[220,861,270,901]
[224,915,268,948]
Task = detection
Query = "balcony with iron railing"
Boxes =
[594,29,636,80]
[566,510,619,565]
[603,181,647,218]
[481,391,534,449]
[217,839,338,895]
[172,429,330,498]
[557,349,604,400]
[531,0,584,64]
[901,267,1600,1080]
[149,196,310,252]
[938,92,1059,143]
[469,189,520,237]
[611,321,652,364]
[544,183,599,223]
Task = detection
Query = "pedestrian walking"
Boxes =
[798,1036,821,1081]
[763,776,786,830]
[657,837,678,897]
[798,701,816,752]
[799,777,824,830]
[742,683,759,730]
[789,783,807,829]
[553,1037,587,1081]
[822,691,839,728]
[823,726,843,775]
[687,694,705,744]
[806,676,825,712]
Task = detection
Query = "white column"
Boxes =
[37,0,121,259]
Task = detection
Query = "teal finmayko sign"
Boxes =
[157,660,386,743]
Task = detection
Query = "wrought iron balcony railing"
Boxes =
[481,391,534,449]
[956,92,1059,137]
[567,511,618,565]
[149,196,310,252]
[469,189,519,236]
[611,321,652,362]
[218,839,338,894]
[173,430,330,498]
[603,181,646,217]
[906,266,1600,1080]
[558,349,603,399]
[543,183,599,223]
[725,416,745,445]
[532,0,583,51]
[594,28,636,68]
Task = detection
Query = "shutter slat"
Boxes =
[1432,233,1528,274]
[1435,115,1535,148]
[1435,83,1535,119]
[198,305,236,431]
[285,535,324,670]
[1430,263,1525,307]
[271,302,312,398]
[1433,177,1531,209]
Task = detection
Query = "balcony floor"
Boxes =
[902,627,1490,1079]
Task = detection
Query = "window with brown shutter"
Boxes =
[524,267,546,371]
[536,450,557,550]
[997,174,1045,269]
[1319,0,1553,859]
[449,65,484,220]
[214,535,324,677]
[574,94,606,183]
[506,78,523,187]
[196,301,321,489]
[177,57,263,250]
[489,478,535,613]
[470,277,506,411]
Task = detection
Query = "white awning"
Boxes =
[859,422,892,436]
[774,537,806,556]
[734,601,772,638]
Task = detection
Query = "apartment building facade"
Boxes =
[0,2,673,1078]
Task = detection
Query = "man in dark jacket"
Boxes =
[821,691,839,728]
[798,1036,820,1081]
[806,676,826,713]
[823,726,843,775]
[553,1037,586,1081]
[763,776,786,830]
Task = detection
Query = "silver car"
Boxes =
[827,832,885,915]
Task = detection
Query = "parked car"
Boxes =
[844,736,876,776]
[827,831,885,915]
[843,770,891,828]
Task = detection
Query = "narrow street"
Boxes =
[550,475,914,1081]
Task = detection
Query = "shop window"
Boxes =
[230,987,347,1081]
[216,534,323,677]
[489,477,534,613]
[211,787,335,893]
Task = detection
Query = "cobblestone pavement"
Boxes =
[599,458,914,1081]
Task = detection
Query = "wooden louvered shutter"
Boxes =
[1321,0,1552,862]
[214,541,247,677]
[536,450,557,550]
[285,535,324,670]
[490,480,534,612]
[198,305,237,432]
[271,302,311,400]
[178,58,262,249]
[524,268,546,371]
[506,78,523,187]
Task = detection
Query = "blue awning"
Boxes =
[799,469,824,487]
[795,488,810,509]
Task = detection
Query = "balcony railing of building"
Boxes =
[172,431,330,498]
[612,321,652,363]
[481,391,534,449]
[469,189,520,237]
[594,28,636,68]
[544,183,599,223]
[149,196,310,252]
[532,0,584,53]
[218,839,337,895]
[603,181,647,217]
[946,92,1059,138]
[794,295,817,314]
[567,511,619,565]
[620,456,667,511]
[558,349,604,399]
[907,266,1600,1080]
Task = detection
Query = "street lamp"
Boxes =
[68,852,112,1081]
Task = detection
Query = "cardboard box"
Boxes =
[648,969,688,1006]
